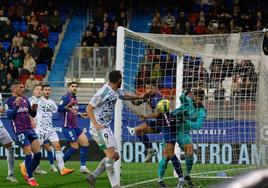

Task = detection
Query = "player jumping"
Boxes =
[58,81,91,174]
[126,80,184,188]
[0,93,18,183]
[6,81,41,186]
[34,84,74,175]
[126,80,169,162]
[86,70,151,188]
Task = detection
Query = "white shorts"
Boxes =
[0,121,13,146]
[35,128,59,145]
[89,123,117,151]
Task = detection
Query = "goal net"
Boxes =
[114,26,268,188]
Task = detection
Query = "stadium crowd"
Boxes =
[81,0,128,47]
[0,0,65,94]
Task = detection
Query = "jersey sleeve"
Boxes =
[5,99,18,119]
[89,89,104,108]
[117,89,125,100]
[58,95,70,112]
[52,100,58,113]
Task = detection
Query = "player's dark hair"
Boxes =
[193,88,205,100]
[33,84,42,90]
[42,84,50,90]
[109,70,122,83]
[68,81,78,87]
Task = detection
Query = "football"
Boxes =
[156,99,171,113]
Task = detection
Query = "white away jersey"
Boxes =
[89,83,124,126]
[35,97,58,132]
[29,96,41,105]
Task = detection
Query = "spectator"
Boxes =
[29,42,40,61]
[117,11,128,27]
[38,10,51,26]
[151,63,163,80]
[11,52,22,70]
[5,73,13,92]
[2,51,12,67]
[38,41,53,70]
[22,32,35,47]
[49,10,62,32]
[23,52,36,74]
[194,21,206,35]
[136,64,151,88]
[152,11,163,26]
[174,22,185,35]
[95,32,107,46]
[149,21,161,33]
[109,31,117,47]
[24,73,39,95]
[7,62,19,80]
[0,42,5,58]
[2,19,16,42]
[102,21,111,38]
[163,11,176,29]
[0,61,8,82]
[87,21,98,37]
[176,11,187,27]
[12,32,24,47]
[0,9,8,38]
[160,22,172,34]
[81,31,95,47]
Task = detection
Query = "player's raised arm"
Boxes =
[5,101,19,119]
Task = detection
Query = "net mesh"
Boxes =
[118,29,267,188]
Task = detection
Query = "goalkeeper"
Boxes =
[171,88,207,187]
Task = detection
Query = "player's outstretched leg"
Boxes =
[130,122,157,162]
[86,158,106,187]
[51,141,74,176]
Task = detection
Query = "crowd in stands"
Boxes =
[136,49,258,101]
[0,0,65,94]
[81,0,128,47]
[149,1,268,35]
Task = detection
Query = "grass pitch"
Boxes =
[0,160,255,188]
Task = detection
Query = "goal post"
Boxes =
[114,26,268,187]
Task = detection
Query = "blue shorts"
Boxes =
[16,130,38,147]
[62,127,83,143]
[162,125,176,144]
[145,119,162,133]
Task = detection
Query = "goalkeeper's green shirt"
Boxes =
[171,92,207,134]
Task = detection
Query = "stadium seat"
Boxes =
[20,23,27,32]
[192,3,201,13]
[161,54,167,61]
[12,21,20,31]
[202,4,211,14]
[49,42,55,51]
[49,32,59,44]
[34,74,44,81]
[2,42,10,51]
[163,76,174,88]
[19,75,29,85]
[36,64,47,76]
[170,54,176,61]
[189,13,199,25]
